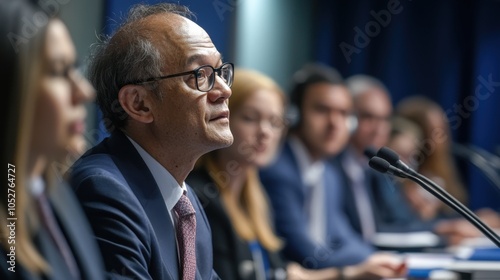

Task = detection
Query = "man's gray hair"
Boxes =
[88,3,193,132]
[345,74,389,98]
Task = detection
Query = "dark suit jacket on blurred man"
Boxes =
[334,149,433,240]
[260,140,373,269]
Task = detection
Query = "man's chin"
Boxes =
[208,131,234,149]
[324,145,344,157]
[218,133,234,148]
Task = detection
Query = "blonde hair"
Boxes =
[229,69,286,114]
[0,19,52,274]
[197,69,286,251]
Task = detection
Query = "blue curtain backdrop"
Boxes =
[314,0,500,210]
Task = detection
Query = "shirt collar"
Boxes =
[127,136,186,212]
[28,176,45,196]
[289,136,325,186]
[342,147,368,180]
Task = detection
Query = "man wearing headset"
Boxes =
[260,64,404,279]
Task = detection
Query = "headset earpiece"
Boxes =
[346,114,358,134]
[286,104,300,128]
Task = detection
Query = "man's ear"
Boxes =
[118,85,154,124]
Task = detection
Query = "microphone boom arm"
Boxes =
[372,146,500,247]
[403,169,500,248]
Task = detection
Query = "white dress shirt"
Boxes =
[341,147,376,241]
[289,136,327,245]
[29,176,45,196]
[127,136,187,226]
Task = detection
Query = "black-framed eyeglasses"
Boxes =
[130,62,234,92]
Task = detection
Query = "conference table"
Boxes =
[373,232,500,279]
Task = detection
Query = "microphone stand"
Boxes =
[369,156,500,248]
[452,143,500,194]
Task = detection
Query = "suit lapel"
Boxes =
[335,157,363,232]
[369,171,388,224]
[48,181,105,280]
[283,141,306,193]
[107,131,179,278]
[34,228,72,280]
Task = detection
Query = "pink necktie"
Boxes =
[174,194,197,280]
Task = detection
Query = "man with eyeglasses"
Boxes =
[337,75,434,245]
[339,75,413,241]
[67,3,232,279]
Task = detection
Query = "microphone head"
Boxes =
[377,146,400,166]
[369,157,391,174]
[363,146,378,159]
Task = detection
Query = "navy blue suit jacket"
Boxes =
[332,154,434,235]
[259,140,373,269]
[68,131,219,280]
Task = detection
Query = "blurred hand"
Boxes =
[435,219,481,245]
[476,208,500,228]
[343,253,406,280]
[435,209,500,246]
[286,253,406,280]
[404,183,440,220]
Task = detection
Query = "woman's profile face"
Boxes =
[32,19,95,163]
[225,89,285,167]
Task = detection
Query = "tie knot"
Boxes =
[174,194,195,217]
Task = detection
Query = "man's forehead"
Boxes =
[141,13,218,66]
[142,13,209,42]
[307,84,353,105]
[307,83,349,97]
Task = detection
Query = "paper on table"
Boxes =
[445,260,500,271]
[405,253,455,269]
[371,231,441,248]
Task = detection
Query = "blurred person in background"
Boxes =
[336,75,426,242]
[386,116,441,220]
[260,64,406,279]
[395,95,500,244]
[396,96,468,218]
[0,0,105,279]
[386,116,424,174]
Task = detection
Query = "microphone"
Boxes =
[377,147,450,199]
[369,153,500,248]
[368,157,407,178]
[363,146,378,159]
[377,146,413,174]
